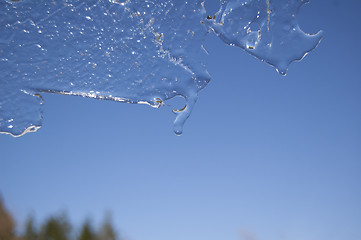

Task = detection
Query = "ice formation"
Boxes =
[0,0,322,137]
[207,0,323,75]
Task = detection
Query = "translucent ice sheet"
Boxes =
[206,0,323,75]
[0,0,322,137]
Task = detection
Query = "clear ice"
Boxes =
[0,0,322,137]
[207,0,323,75]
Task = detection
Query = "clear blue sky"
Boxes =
[1,0,361,240]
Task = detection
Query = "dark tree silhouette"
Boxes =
[39,214,71,240]
[77,221,97,240]
[98,214,118,240]
[22,216,38,240]
[0,197,15,240]
[0,196,122,240]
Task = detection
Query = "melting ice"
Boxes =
[0,0,322,137]
[207,0,323,75]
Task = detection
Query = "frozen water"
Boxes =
[0,0,210,136]
[0,0,322,137]
[206,0,323,75]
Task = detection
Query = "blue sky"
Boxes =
[1,0,361,240]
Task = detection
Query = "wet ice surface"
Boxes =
[208,0,323,75]
[0,0,322,137]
